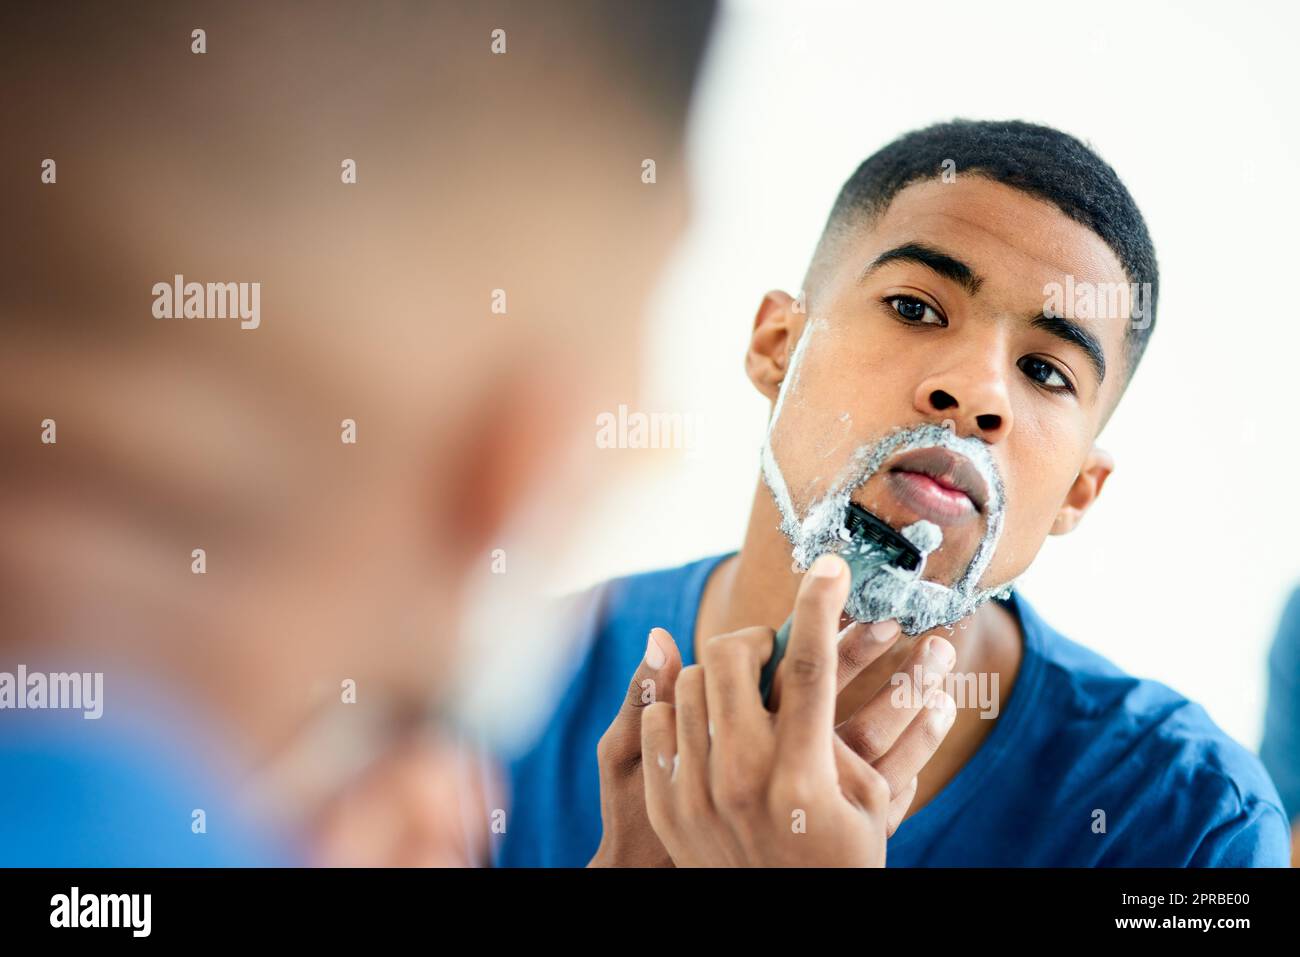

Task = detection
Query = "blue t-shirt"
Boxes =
[1260,584,1300,825]
[0,682,297,867]
[495,553,1292,867]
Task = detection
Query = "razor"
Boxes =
[759,502,922,705]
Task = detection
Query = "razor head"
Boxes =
[843,502,922,572]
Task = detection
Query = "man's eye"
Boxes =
[1019,356,1075,394]
[885,295,946,326]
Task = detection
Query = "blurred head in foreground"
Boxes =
[0,0,715,863]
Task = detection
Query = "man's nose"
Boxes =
[912,349,1014,443]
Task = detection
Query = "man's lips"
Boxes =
[884,470,978,526]
[880,445,990,526]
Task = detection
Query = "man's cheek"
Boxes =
[976,507,1053,587]
[770,417,859,509]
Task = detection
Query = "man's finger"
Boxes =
[598,627,682,770]
[641,700,678,837]
[774,552,850,776]
[885,775,919,838]
[836,633,955,766]
[673,664,713,814]
[832,733,891,815]
[834,619,902,692]
[698,626,774,752]
[767,617,901,711]
[870,686,956,799]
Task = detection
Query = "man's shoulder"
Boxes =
[1014,592,1197,720]
[1012,592,1289,862]
[506,553,731,757]
[1022,594,1262,759]
[569,552,734,661]
[595,552,734,618]
[495,554,735,866]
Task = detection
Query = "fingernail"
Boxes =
[925,689,956,729]
[657,753,668,770]
[808,553,845,580]
[866,619,900,643]
[645,629,667,670]
[927,635,956,668]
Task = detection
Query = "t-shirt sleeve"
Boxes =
[1189,800,1292,867]
[1261,585,1300,820]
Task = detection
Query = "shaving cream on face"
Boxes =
[760,318,1016,635]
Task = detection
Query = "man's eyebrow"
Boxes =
[859,240,1108,389]
[863,240,1107,390]
[1030,313,1106,387]
[858,242,985,296]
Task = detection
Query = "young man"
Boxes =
[496,120,1292,867]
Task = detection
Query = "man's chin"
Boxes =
[850,571,1014,636]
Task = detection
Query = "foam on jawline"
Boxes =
[759,315,1016,636]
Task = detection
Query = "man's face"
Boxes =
[760,176,1129,606]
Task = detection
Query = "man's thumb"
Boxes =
[604,628,683,765]
[623,627,681,712]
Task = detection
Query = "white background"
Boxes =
[551,0,1300,748]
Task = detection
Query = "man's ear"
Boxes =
[745,290,804,402]
[1050,445,1115,535]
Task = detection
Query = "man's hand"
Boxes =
[639,552,955,866]
[588,627,682,866]
[768,607,958,835]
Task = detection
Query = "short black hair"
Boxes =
[809,119,1159,391]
